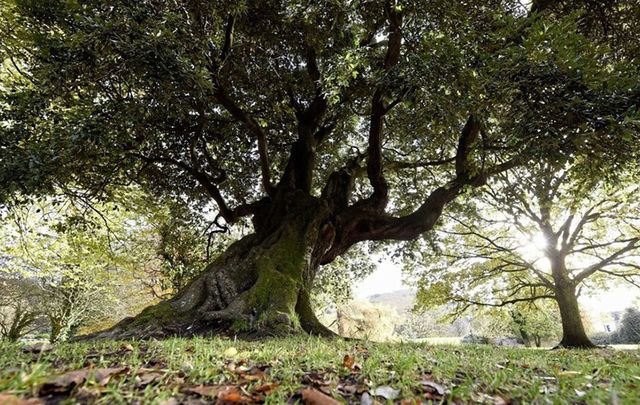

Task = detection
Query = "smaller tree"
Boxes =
[37,268,117,343]
[478,301,562,347]
[395,305,471,340]
[0,189,180,340]
[413,163,640,348]
[0,276,42,341]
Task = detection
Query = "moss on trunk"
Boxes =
[89,194,336,340]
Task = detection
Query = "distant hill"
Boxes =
[367,289,416,314]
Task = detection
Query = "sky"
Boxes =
[354,258,405,299]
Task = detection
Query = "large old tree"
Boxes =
[1,0,638,337]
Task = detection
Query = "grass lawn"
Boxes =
[1,337,639,404]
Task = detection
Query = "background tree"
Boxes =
[0,190,194,340]
[614,307,640,344]
[395,305,470,341]
[412,163,640,348]
[135,200,238,300]
[476,301,562,347]
[323,299,396,341]
[0,275,42,341]
[1,0,638,337]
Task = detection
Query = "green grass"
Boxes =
[1,337,639,404]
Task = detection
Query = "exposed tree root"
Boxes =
[296,291,338,338]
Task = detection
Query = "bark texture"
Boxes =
[94,193,338,339]
[554,284,596,349]
[550,256,596,349]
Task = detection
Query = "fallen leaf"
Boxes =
[134,370,165,387]
[300,388,342,405]
[158,398,180,405]
[372,385,400,400]
[242,367,266,382]
[421,380,445,396]
[360,392,374,405]
[301,371,335,387]
[0,394,43,405]
[399,399,422,405]
[493,394,511,405]
[74,386,104,402]
[339,383,358,395]
[39,369,90,395]
[93,367,128,385]
[218,386,253,403]
[183,385,223,397]
[121,343,135,352]
[343,354,355,369]
[253,382,278,394]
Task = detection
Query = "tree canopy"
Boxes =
[1,0,639,337]
[2,1,638,231]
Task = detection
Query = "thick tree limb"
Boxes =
[219,15,235,67]
[323,121,525,263]
[365,1,403,209]
[136,154,261,223]
[456,115,481,179]
[452,295,556,312]
[563,199,620,253]
[276,44,330,193]
[205,14,274,197]
[212,87,275,196]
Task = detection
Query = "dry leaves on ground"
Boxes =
[299,387,342,405]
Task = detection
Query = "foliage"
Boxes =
[0,188,228,339]
[476,301,562,347]
[1,0,638,244]
[2,0,640,335]
[411,162,640,333]
[0,276,42,341]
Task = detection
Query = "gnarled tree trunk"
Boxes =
[96,192,337,339]
[91,108,482,340]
